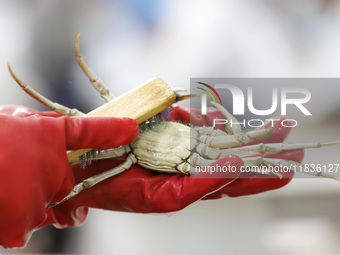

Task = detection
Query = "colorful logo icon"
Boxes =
[196,82,222,105]
[196,82,222,115]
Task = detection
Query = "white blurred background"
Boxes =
[1,0,340,254]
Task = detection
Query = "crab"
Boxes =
[7,34,340,206]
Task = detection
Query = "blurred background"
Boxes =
[1,0,340,254]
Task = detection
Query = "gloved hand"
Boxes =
[0,105,139,248]
[50,155,243,227]
[48,105,302,227]
[0,104,301,248]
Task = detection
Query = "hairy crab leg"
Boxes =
[195,102,275,148]
[196,141,340,159]
[76,145,131,166]
[199,125,275,148]
[9,62,190,119]
[8,63,85,116]
[75,34,114,102]
[213,102,242,134]
[78,35,200,107]
[9,35,191,117]
[48,153,138,208]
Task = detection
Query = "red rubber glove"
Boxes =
[51,155,243,227]
[0,105,299,247]
[167,106,303,199]
[47,106,301,227]
[0,105,139,248]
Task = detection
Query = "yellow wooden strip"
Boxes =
[67,77,176,164]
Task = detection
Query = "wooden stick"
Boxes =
[67,77,176,164]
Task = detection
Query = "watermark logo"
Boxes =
[196,82,222,115]
[199,84,311,116]
[192,79,313,128]
[189,78,340,179]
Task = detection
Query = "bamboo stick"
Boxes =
[67,77,176,164]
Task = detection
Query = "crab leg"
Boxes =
[195,102,276,148]
[182,153,216,173]
[8,63,84,116]
[76,145,131,165]
[199,125,274,148]
[47,153,137,208]
[196,141,340,159]
[75,34,114,102]
[213,102,243,134]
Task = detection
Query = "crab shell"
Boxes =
[131,121,194,174]
[130,120,240,174]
